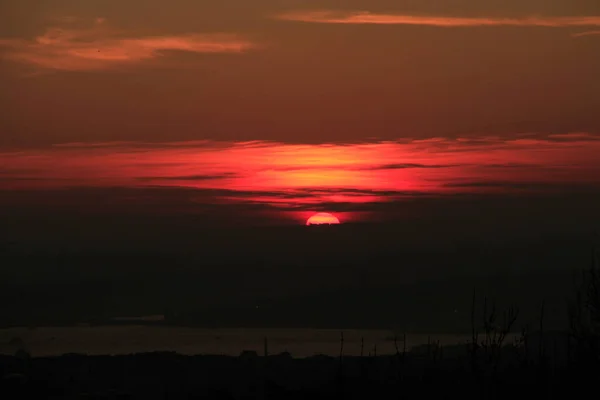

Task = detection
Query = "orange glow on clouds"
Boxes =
[2,133,600,211]
[274,10,600,29]
[0,18,259,71]
[572,30,600,37]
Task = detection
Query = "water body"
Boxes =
[0,326,474,358]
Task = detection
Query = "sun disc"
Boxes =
[306,212,340,226]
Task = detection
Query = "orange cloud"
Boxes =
[572,30,600,37]
[274,10,600,28]
[0,18,259,71]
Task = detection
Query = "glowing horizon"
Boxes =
[2,133,600,215]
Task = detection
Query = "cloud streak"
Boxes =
[572,30,600,37]
[368,163,462,170]
[136,173,238,181]
[0,18,259,71]
[274,10,600,29]
[2,133,600,210]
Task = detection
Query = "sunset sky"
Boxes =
[2,0,600,226]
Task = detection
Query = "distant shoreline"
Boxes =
[0,320,477,335]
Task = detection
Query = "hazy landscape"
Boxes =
[3,0,600,397]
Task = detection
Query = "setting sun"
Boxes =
[306,212,341,226]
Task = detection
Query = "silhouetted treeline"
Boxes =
[1,340,599,399]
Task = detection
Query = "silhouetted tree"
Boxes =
[569,245,600,364]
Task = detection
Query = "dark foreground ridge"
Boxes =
[1,340,599,400]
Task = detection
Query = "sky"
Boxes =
[2,0,600,331]
[1,0,600,227]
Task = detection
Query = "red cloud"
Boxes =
[0,18,259,71]
[2,134,600,204]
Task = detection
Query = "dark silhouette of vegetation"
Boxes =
[569,247,600,365]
